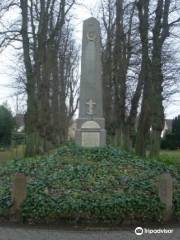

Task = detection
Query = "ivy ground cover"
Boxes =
[0,144,179,224]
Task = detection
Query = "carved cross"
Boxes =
[86,99,96,115]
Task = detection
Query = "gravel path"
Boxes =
[0,226,179,240]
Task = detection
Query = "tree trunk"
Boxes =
[127,69,144,149]
[113,0,127,147]
[135,0,151,157]
[20,0,41,156]
[102,36,113,135]
[149,0,170,158]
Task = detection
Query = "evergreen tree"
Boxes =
[172,115,180,136]
[0,105,15,147]
[161,115,180,150]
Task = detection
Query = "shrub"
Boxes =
[12,132,25,145]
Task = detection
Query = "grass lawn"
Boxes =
[0,145,25,165]
[159,150,180,170]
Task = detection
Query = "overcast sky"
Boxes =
[0,0,179,118]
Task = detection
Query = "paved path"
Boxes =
[0,226,179,240]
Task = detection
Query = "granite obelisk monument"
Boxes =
[75,17,106,147]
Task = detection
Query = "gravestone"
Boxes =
[11,173,27,213]
[158,173,173,221]
[75,17,106,147]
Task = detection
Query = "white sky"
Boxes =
[0,0,180,118]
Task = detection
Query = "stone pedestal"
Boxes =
[75,118,106,147]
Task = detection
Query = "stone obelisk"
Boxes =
[75,17,106,147]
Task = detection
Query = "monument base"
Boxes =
[75,118,106,147]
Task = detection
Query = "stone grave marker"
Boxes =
[11,173,27,213]
[75,17,106,147]
[159,173,173,221]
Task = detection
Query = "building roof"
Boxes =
[165,119,173,131]
[14,114,24,128]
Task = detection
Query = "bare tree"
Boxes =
[101,0,141,149]
[100,0,180,156]
[135,0,152,156]
[0,0,79,156]
[136,0,180,157]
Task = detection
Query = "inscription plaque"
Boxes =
[82,132,100,147]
